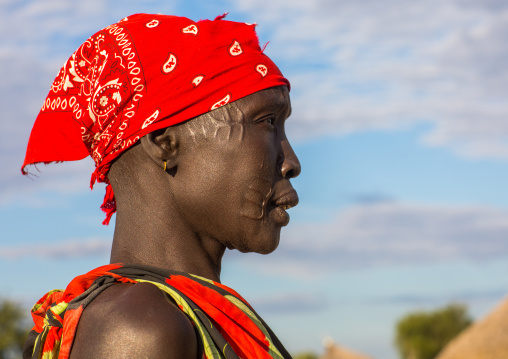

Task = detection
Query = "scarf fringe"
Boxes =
[100,184,116,225]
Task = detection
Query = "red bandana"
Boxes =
[22,13,289,224]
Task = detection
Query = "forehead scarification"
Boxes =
[181,86,290,146]
[183,98,247,143]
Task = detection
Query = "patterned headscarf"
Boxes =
[22,13,289,224]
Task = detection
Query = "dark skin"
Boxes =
[69,86,301,358]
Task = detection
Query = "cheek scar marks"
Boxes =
[240,177,272,221]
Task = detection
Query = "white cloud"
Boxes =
[371,289,508,306]
[229,202,508,277]
[251,292,328,315]
[10,201,507,273]
[234,0,508,159]
[0,237,111,259]
[0,158,99,207]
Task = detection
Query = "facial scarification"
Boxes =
[171,87,298,254]
[182,98,279,224]
[241,177,273,220]
[184,104,245,144]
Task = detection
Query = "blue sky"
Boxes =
[1,1,508,358]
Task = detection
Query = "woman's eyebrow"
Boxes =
[266,97,291,114]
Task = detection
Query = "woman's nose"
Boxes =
[280,140,301,179]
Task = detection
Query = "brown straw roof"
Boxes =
[320,338,373,359]
[435,297,508,359]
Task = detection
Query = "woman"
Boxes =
[22,13,300,359]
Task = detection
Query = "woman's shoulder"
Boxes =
[69,281,199,359]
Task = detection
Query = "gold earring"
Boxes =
[163,161,167,171]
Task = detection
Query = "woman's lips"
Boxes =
[273,189,299,209]
[271,189,299,226]
[272,206,290,226]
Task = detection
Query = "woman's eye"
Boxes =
[263,116,275,125]
[255,116,276,129]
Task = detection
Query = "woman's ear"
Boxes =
[139,127,179,169]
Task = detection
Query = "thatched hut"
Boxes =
[320,338,373,359]
[435,297,508,359]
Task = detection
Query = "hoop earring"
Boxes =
[163,161,167,172]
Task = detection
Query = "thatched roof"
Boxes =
[320,338,373,359]
[436,297,508,359]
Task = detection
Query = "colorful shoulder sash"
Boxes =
[25,264,292,359]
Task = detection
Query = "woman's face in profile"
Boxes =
[169,86,301,254]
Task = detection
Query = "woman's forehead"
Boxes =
[236,86,291,115]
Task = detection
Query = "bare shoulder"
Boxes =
[69,282,199,359]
